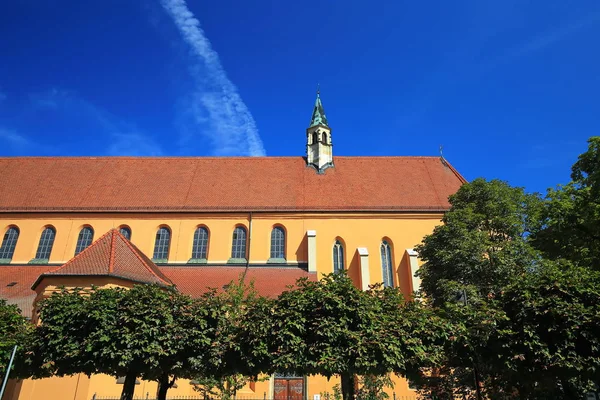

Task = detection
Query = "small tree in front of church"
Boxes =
[271,272,444,400]
[33,284,217,400]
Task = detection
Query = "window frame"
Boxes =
[230,226,248,261]
[333,239,345,273]
[268,226,286,263]
[191,226,210,260]
[74,226,94,256]
[0,226,20,261]
[35,226,56,260]
[380,240,394,288]
[119,226,132,240]
[152,226,171,262]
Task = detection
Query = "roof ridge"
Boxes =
[49,229,114,273]
[109,229,116,273]
[118,232,173,286]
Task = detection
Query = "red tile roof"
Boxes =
[161,266,316,298]
[0,156,465,212]
[31,229,173,289]
[1,265,314,318]
[0,266,55,318]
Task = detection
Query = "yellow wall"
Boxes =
[1,211,439,289]
[1,211,439,400]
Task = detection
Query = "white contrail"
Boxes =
[161,0,266,156]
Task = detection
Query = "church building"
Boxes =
[0,92,465,400]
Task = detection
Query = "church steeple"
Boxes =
[309,89,329,128]
[306,88,333,172]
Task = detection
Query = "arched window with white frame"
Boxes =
[380,240,394,287]
[333,240,344,273]
[74,226,94,255]
[153,227,171,261]
[192,226,209,259]
[0,226,19,261]
[231,226,247,259]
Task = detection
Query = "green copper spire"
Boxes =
[309,87,329,128]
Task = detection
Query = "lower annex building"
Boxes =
[0,92,465,400]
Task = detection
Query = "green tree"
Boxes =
[532,136,600,269]
[271,273,443,400]
[34,285,215,400]
[0,300,32,378]
[489,260,600,399]
[413,172,600,399]
[192,277,274,399]
[415,178,541,304]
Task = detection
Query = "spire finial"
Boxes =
[316,83,320,96]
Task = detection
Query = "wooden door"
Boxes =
[273,377,304,400]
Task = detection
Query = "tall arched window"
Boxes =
[0,227,19,260]
[35,227,56,260]
[333,240,344,273]
[153,227,171,260]
[311,131,318,144]
[74,226,94,255]
[381,241,394,287]
[119,226,131,240]
[192,227,209,259]
[322,132,328,144]
[270,227,286,260]
[231,226,247,259]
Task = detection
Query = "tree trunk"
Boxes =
[156,375,170,400]
[340,372,355,400]
[120,371,137,400]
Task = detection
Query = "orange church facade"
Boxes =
[0,95,465,400]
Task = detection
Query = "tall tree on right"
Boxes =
[531,136,600,269]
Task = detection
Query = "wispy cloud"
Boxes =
[493,11,600,65]
[29,88,163,156]
[0,127,30,147]
[160,0,266,156]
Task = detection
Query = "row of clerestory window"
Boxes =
[0,225,285,263]
[332,239,395,288]
[0,225,131,262]
[152,226,286,262]
[1,226,395,285]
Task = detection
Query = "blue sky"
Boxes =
[1,1,599,194]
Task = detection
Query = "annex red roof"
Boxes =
[0,266,55,318]
[162,266,316,298]
[32,229,173,289]
[1,265,314,318]
[0,156,465,212]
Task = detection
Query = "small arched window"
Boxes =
[153,227,171,260]
[231,226,247,259]
[74,226,94,255]
[333,240,344,273]
[381,241,394,287]
[322,132,328,144]
[119,226,131,240]
[270,227,286,260]
[36,227,56,260]
[311,132,318,145]
[0,227,19,260]
[192,227,209,259]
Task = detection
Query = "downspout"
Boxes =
[242,212,253,282]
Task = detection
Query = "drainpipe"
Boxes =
[242,212,253,282]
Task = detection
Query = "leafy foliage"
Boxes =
[271,272,443,400]
[532,137,600,269]
[192,277,274,398]
[415,178,541,304]
[0,299,32,377]
[34,285,217,400]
